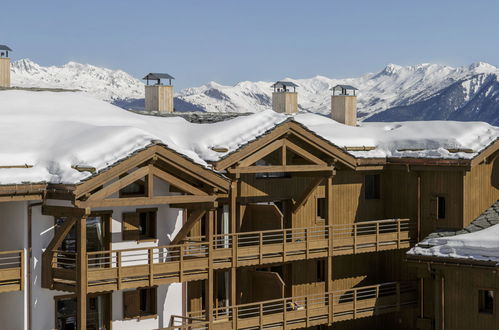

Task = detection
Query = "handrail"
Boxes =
[0,249,24,292]
[47,218,415,291]
[166,281,417,329]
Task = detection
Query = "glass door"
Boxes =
[55,294,111,330]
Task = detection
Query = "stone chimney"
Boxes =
[143,73,175,113]
[331,85,358,126]
[0,44,12,88]
[271,81,298,114]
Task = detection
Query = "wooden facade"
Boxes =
[0,121,497,329]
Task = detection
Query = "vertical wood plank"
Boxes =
[76,216,87,330]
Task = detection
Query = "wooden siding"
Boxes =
[0,58,10,88]
[418,265,499,330]
[419,170,465,238]
[463,157,499,226]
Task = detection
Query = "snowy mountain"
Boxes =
[11,59,143,101]
[172,62,499,125]
[9,59,499,125]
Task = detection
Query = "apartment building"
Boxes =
[0,58,497,330]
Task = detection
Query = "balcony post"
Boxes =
[76,215,87,330]
[229,176,239,329]
[205,209,215,325]
[326,174,334,324]
[229,178,239,268]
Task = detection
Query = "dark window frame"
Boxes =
[123,287,157,320]
[437,196,446,219]
[364,174,381,200]
[316,197,326,222]
[122,208,158,242]
[479,289,495,314]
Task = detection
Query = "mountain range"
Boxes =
[9,59,499,125]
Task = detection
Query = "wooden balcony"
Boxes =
[166,281,418,329]
[0,250,24,293]
[46,218,414,293]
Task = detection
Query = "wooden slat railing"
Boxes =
[165,281,417,329]
[46,218,415,292]
[0,249,24,293]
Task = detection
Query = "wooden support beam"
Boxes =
[77,195,216,208]
[170,209,207,245]
[76,216,87,330]
[206,210,215,324]
[292,177,324,214]
[228,165,335,174]
[151,166,208,196]
[42,216,78,289]
[42,205,85,218]
[147,165,154,197]
[0,194,43,202]
[86,166,149,201]
[326,175,334,324]
[283,139,327,165]
[238,139,284,167]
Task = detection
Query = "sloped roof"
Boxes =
[0,45,12,52]
[408,200,499,262]
[143,73,175,80]
[0,89,497,185]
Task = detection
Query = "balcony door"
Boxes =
[55,293,111,330]
[57,213,111,253]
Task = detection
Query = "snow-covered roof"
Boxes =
[0,89,497,185]
[408,201,499,263]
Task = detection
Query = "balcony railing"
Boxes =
[46,218,414,293]
[0,249,24,293]
[166,281,417,329]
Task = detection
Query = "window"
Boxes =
[316,198,326,221]
[479,289,494,314]
[254,158,290,179]
[122,209,157,241]
[119,174,147,197]
[316,260,325,282]
[55,294,110,330]
[123,287,157,319]
[437,196,446,219]
[364,174,381,200]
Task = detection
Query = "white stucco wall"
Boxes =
[101,177,184,329]
[31,200,74,330]
[0,201,28,330]
[0,175,185,329]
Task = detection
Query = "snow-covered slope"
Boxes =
[11,59,143,101]
[10,59,499,124]
[175,62,499,121]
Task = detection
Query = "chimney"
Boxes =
[143,73,175,113]
[0,44,12,88]
[331,85,358,126]
[271,81,298,114]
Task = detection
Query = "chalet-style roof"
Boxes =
[142,73,175,81]
[271,81,299,88]
[0,89,497,185]
[408,200,499,263]
[331,84,358,91]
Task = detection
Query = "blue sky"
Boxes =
[1,0,499,89]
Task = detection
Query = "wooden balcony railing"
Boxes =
[166,281,418,329]
[0,249,24,293]
[46,218,414,293]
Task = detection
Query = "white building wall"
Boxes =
[101,177,184,329]
[0,201,29,330]
[2,176,185,329]
[31,200,74,330]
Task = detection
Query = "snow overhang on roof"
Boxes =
[0,89,497,185]
[408,200,499,264]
